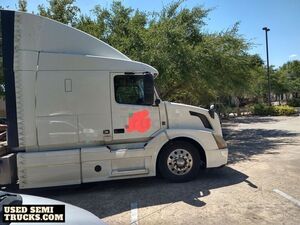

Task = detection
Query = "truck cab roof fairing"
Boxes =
[14,11,130,60]
[37,52,159,75]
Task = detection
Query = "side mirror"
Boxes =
[155,99,161,106]
[143,74,154,105]
[209,104,215,119]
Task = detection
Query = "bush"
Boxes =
[251,104,297,116]
[273,105,297,115]
[251,104,272,116]
[287,98,300,107]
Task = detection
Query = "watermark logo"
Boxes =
[2,205,65,223]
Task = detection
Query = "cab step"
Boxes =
[110,169,149,177]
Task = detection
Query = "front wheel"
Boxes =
[158,141,201,182]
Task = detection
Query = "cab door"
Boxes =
[110,73,161,142]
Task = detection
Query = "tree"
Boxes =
[18,0,27,12]
[80,1,267,107]
[38,0,80,25]
[278,60,300,98]
[142,1,209,104]
[247,54,266,102]
[1,0,296,106]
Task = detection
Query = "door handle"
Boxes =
[114,128,125,134]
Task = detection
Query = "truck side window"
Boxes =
[114,75,146,105]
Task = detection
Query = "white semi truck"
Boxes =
[0,10,228,189]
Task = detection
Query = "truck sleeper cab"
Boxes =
[0,10,228,189]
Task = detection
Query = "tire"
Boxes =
[158,140,201,182]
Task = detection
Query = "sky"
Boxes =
[1,0,300,68]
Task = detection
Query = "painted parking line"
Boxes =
[273,189,300,207]
[131,202,138,225]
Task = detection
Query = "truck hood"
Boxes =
[164,102,223,136]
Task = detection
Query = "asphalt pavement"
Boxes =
[8,116,300,225]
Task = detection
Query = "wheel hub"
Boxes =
[167,149,193,175]
[176,158,186,168]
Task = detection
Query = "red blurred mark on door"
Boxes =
[126,109,151,133]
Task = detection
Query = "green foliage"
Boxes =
[1,0,299,106]
[251,104,296,116]
[18,0,27,12]
[251,104,271,116]
[287,98,300,107]
[278,60,300,97]
[273,105,297,116]
[38,0,80,25]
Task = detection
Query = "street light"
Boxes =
[262,27,271,106]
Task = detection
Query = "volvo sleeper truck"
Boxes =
[0,10,228,189]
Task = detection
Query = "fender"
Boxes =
[165,129,218,151]
[144,131,169,175]
[146,128,218,174]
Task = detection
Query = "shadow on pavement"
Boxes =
[222,116,279,125]
[8,116,296,218]
[15,166,248,219]
[224,128,299,164]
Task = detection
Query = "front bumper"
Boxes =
[205,148,228,168]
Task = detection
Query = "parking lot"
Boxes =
[9,116,300,225]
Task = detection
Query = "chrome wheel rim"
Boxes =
[167,149,193,175]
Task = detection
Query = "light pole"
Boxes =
[262,27,271,106]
